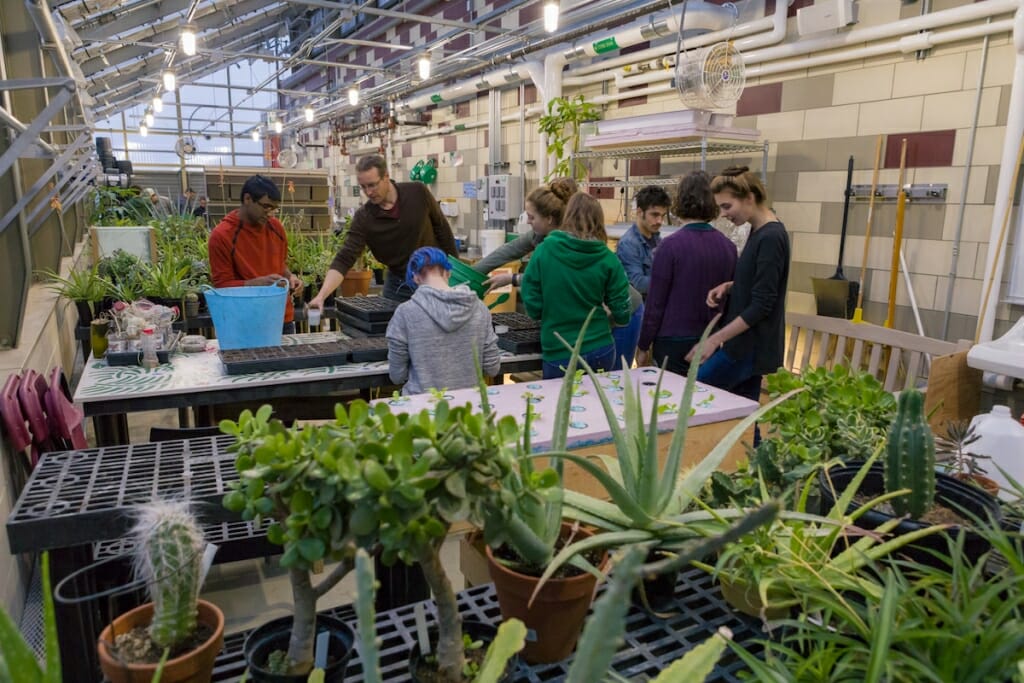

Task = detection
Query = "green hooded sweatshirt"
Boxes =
[520,230,631,360]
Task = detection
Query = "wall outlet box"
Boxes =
[797,0,858,36]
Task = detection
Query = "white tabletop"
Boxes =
[373,367,757,452]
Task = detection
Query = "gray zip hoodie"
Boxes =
[386,283,502,396]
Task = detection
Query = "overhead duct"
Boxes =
[397,62,540,112]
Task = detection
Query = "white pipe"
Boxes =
[397,61,538,112]
[977,1,1024,343]
[539,51,567,180]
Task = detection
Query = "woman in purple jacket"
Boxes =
[636,171,737,375]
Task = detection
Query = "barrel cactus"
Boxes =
[131,500,206,650]
[884,389,936,518]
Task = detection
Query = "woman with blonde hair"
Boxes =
[520,193,631,378]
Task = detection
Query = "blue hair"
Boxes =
[406,246,451,287]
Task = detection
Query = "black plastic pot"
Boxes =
[408,619,517,683]
[373,268,385,285]
[243,614,355,683]
[818,462,1002,569]
[630,548,679,611]
[75,300,94,325]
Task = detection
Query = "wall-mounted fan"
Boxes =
[277,147,299,168]
[674,41,746,111]
[174,136,198,158]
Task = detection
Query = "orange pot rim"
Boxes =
[97,599,224,673]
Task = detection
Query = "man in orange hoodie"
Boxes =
[208,175,303,332]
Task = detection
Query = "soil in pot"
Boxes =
[243,613,355,683]
[408,620,517,683]
[97,599,224,683]
[819,462,1002,570]
[486,522,606,664]
[630,548,679,611]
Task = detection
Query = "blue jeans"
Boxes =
[543,343,616,379]
[383,271,414,302]
[611,304,644,370]
[697,348,762,445]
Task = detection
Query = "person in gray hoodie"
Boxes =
[386,246,502,395]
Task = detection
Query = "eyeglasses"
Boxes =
[358,176,386,192]
[256,201,278,213]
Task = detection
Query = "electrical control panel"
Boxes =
[484,175,523,221]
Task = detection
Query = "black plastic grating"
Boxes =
[7,436,240,554]
[210,568,763,682]
[219,342,352,375]
[492,313,540,332]
[337,296,400,322]
[497,329,541,355]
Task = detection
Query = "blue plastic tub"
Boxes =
[201,282,287,350]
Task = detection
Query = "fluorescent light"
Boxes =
[418,55,431,80]
[152,96,163,113]
[139,124,148,136]
[145,112,154,126]
[162,70,176,91]
[180,27,197,56]
[274,119,283,134]
[252,128,260,142]
[304,106,314,123]
[348,87,359,106]
[544,1,559,32]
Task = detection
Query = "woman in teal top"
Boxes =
[520,193,631,378]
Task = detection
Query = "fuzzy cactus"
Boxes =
[884,389,936,518]
[130,501,205,650]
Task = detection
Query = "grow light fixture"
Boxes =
[544,1,559,32]
[145,111,155,127]
[348,86,359,106]
[252,128,260,142]
[139,123,148,136]
[180,26,197,56]
[152,96,163,113]
[274,119,283,134]
[162,70,176,91]
[418,54,431,80]
[304,106,315,123]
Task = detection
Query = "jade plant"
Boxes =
[130,500,207,651]
[885,388,935,518]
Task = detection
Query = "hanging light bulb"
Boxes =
[544,1,559,32]
[162,70,176,91]
[252,128,260,142]
[304,106,314,123]
[274,119,283,134]
[348,86,359,106]
[139,123,148,136]
[418,54,431,80]
[145,111,155,127]
[180,26,197,56]
[152,96,163,113]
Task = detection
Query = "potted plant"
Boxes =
[39,263,111,325]
[818,388,1002,569]
[935,419,999,495]
[140,258,193,310]
[537,95,601,181]
[96,500,224,683]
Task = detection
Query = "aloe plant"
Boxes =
[0,552,61,683]
[38,263,110,309]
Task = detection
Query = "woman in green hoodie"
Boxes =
[521,193,631,378]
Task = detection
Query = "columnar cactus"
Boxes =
[884,389,936,518]
[131,501,205,650]
[353,549,381,683]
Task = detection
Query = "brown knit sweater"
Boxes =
[329,181,458,276]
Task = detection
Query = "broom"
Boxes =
[852,135,884,323]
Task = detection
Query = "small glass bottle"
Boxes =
[141,327,159,369]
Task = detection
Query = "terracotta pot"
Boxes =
[97,599,224,683]
[486,523,604,664]
[340,270,373,297]
[953,472,1001,496]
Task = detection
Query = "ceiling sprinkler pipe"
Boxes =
[397,62,538,112]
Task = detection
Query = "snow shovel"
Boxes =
[813,155,859,318]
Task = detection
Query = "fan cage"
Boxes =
[675,42,746,111]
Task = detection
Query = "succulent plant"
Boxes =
[885,389,936,518]
[130,500,206,650]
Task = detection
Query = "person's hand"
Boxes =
[685,335,721,364]
[247,274,286,286]
[308,294,325,311]
[484,272,514,294]
[635,348,652,367]
[706,282,731,308]
[288,273,303,294]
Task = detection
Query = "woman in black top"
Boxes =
[686,166,790,410]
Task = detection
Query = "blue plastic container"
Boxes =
[201,282,287,350]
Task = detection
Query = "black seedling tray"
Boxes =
[219,341,350,375]
[336,295,399,322]
[492,312,540,331]
[497,329,541,354]
[336,310,390,335]
[346,336,389,362]
[106,348,172,366]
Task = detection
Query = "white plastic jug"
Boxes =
[968,405,1024,501]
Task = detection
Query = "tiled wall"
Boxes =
[299,0,1021,341]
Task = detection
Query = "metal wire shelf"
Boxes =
[572,139,766,161]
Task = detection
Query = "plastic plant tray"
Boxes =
[106,347,173,367]
[347,336,389,363]
[208,568,764,682]
[219,341,351,375]
[492,312,540,331]
[497,329,541,355]
[336,310,390,335]
[337,295,399,322]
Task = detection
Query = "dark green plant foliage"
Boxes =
[90,186,149,225]
[537,95,601,181]
[706,367,896,508]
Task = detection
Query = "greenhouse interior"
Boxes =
[3,0,1024,680]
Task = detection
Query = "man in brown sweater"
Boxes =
[309,155,458,306]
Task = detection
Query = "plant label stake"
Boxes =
[314,630,330,669]
[413,602,432,655]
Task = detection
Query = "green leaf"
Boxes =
[650,627,731,683]
[476,619,527,683]
[296,538,325,562]
[291,489,313,514]
[444,472,467,499]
